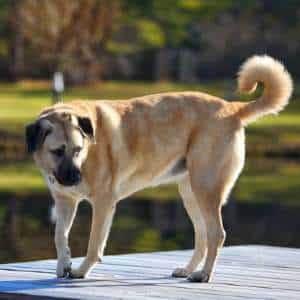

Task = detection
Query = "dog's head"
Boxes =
[26,110,95,187]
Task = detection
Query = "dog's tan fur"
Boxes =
[27,55,292,282]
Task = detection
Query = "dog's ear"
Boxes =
[25,120,51,153]
[77,117,95,143]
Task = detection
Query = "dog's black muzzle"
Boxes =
[54,159,82,186]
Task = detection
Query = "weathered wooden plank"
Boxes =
[4,258,300,284]
[0,246,299,299]
[0,270,277,300]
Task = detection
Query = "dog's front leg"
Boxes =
[69,197,116,278]
[54,195,78,278]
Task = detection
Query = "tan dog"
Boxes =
[26,55,292,282]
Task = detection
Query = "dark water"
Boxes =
[0,158,300,264]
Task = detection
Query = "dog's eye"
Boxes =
[50,147,65,157]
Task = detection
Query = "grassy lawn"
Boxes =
[1,80,300,138]
[0,161,45,194]
[1,80,300,204]
[0,80,219,133]
[1,158,300,205]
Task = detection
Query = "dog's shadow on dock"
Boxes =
[0,275,184,293]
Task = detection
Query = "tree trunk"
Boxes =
[10,0,25,80]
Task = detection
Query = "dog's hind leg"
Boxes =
[186,188,225,283]
[172,176,207,278]
[186,131,245,282]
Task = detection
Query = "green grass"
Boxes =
[1,158,300,205]
[0,159,180,199]
[234,158,300,205]
[0,161,45,194]
[1,80,300,141]
[0,80,217,134]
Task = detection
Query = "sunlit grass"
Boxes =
[0,161,45,194]
[1,159,300,205]
[0,81,213,133]
[234,158,300,205]
[0,80,299,135]
[0,159,179,199]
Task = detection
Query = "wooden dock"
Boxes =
[0,245,299,299]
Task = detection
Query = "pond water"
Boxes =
[0,157,300,264]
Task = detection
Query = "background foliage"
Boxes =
[1,0,300,83]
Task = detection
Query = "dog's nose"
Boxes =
[70,168,81,185]
[65,167,81,186]
[55,164,82,186]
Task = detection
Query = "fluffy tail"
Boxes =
[236,55,293,126]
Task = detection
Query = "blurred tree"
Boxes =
[10,0,25,80]
[1,0,300,81]
[0,0,13,79]
[116,0,234,50]
[17,0,121,83]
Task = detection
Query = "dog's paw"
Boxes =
[67,267,87,279]
[56,257,72,278]
[187,270,211,283]
[172,268,191,278]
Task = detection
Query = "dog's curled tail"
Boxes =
[236,55,293,126]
